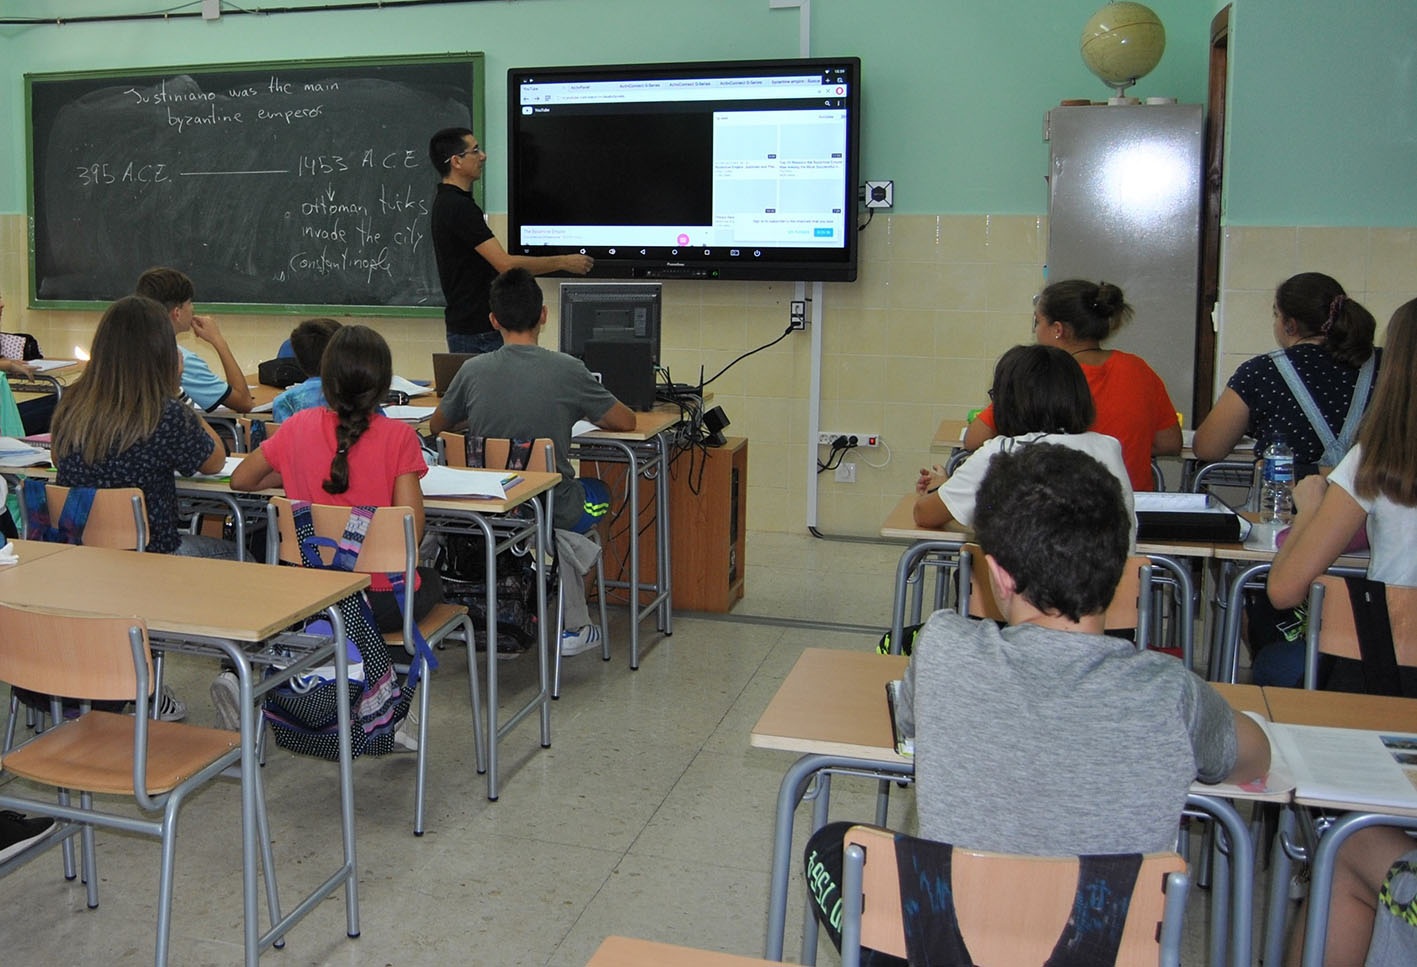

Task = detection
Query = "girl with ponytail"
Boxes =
[232,324,442,632]
[1194,271,1380,470]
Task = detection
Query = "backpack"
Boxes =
[261,502,436,760]
[0,332,43,361]
[1268,348,1376,466]
[21,478,94,545]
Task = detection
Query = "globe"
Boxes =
[1080,2,1166,95]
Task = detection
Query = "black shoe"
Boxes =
[0,810,57,863]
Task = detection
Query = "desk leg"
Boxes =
[764,755,912,962]
[535,494,552,746]
[1300,812,1417,967]
[1187,795,1253,967]
[1210,819,1232,967]
[236,648,261,966]
[329,607,360,939]
[1261,806,1298,966]
[654,431,673,636]
[625,447,642,668]
[799,773,832,966]
[476,515,502,801]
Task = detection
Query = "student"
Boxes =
[135,267,255,413]
[964,280,1180,491]
[428,127,593,353]
[1268,298,1417,966]
[52,295,233,559]
[429,267,635,655]
[1194,272,1379,470]
[231,324,441,637]
[271,317,341,423]
[804,444,1270,963]
[913,344,1135,547]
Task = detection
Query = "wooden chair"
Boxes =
[957,541,1154,636]
[1302,574,1417,688]
[585,936,791,965]
[438,431,610,699]
[0,602,274,967]
[265,496,486,835]
[838,825,1189,967]
[18,482,148,551]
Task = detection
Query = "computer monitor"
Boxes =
[559,281,662,363]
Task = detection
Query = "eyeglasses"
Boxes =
[447,144,486,164]
[987,388,996,401]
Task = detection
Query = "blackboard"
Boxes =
[27,54,483,315]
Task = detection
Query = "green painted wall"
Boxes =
[0,0,1212,217]
[1225,0,1417,226]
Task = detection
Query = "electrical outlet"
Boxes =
[817,431,880,448]
[834,461,857,483]
[789,300,807,330]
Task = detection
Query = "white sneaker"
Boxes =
[209,672,240,731]
[392,702,419,752]
[560,624,603,657]
[155,685,188,723]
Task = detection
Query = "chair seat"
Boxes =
[381,602,469,653]
[1,710,239,796]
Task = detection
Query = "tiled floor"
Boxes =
[0,530,1270,965]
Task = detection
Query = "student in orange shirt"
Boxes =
[964,279,1180,491]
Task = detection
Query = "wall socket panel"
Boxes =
[834,461,857,483]
[817,431,879,448]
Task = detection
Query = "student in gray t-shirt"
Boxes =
[803,443,1271,962]
[430,268,635,655]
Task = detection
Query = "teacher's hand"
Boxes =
[561,254,594,275]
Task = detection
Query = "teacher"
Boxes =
[428,127,594,353]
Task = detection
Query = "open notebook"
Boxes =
[1271,722,1417,812]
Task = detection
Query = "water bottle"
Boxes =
[1260,435,1295,524]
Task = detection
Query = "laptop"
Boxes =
[431,352,480,396]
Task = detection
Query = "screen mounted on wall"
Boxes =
[508,57,860,282]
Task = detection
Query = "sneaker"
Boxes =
[0,810,57,863]
[154,685,187,723]
[560,624,603,657]
[209,672,241,731]
[391,702,420,753]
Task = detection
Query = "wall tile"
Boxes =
[1366,228,1417,294]
[1221,226,1297,290]
[1295,227,1370,292]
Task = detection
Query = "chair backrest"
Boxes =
[39,483,148,550]
[265,496,414,577]
[1190,458,1261,511]
[841,825,1187,966]
[960,542,1150,632]
[0,601,150,703]
[438,432,554,472]
[1304,574,1417,686]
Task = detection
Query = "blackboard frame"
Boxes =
[26,53,484,317]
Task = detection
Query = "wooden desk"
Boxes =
[1,538,76,565]
[1260,687,1417,966]
[0,545,367,966]
[880,494,1201,669]
[751,646,1257,966]
[1213,682,1270,719]
[588,937,790,966]
[571,402,686,668]
[929,418,969,454]
[1263,687,1417,733]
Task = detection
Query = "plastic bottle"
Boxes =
[1260,434,1295,524]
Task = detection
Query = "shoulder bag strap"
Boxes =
[894,834,974,966]
[1042,853,1144,967]
[1334,354,1376,457]
[1268,349,1339,455]
[1344,576,1413,697]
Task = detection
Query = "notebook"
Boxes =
[432,353,480,396]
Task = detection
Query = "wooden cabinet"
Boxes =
[596,436,747,613]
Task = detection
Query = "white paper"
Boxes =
[389,375,432,397]
[572,419,599,438]
[249,401,275,414]
[179,455,244,480]
[1191,711,1295,800]
[0,437,52,466]
[383,405,436,423]
[420,465,513,499]
[1182,429,1256,451]
[24,359,76,373]
[1271,722,1417,810]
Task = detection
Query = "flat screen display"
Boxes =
[508,57,860,282]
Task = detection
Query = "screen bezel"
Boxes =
[508,57,860,283]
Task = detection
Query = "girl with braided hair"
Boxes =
[232,324,442,633]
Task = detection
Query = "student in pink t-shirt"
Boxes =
[232,325,441,633]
